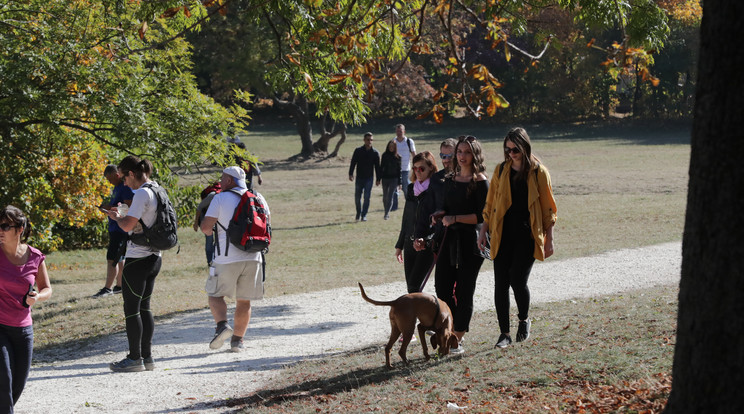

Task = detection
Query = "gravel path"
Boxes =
[17,242,681,413]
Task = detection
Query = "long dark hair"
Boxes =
[0,205,31,243]
[118,155,154,181]
[504,127,541,181]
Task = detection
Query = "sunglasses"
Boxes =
[457,135,477,142]
[439,153,454,160]
[413,166,428,173]
[504,147,521,154]
[0,223,21,232]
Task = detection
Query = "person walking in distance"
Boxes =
[392,124,416,211]
[478,127,557,349]
[93,165,133,298]
[200,167,269,352]
[348,132,381,222]
[380,140,401,220]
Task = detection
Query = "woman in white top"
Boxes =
[104,155,163,372]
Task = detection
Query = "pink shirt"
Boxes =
[0,245,45,327]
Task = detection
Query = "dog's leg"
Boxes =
[398,326,414,365]
[385,319,402,369]
[417,323,430,361]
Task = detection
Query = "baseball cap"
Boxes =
[223,166,247,189]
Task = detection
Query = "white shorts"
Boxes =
[206,260,264,300]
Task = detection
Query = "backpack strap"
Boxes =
[406,137,413,154]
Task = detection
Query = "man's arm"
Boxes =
[200,216,218,236]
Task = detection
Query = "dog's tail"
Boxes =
[358,283,397,307]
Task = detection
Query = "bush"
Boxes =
[53,219,108,251]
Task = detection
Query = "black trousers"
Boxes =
[434,228,484,332]
[403,240,434,293]
[493,226,535,334]
[122,254,162,360]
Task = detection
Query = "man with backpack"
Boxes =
[199,166,270,352]
[392,124,416,212]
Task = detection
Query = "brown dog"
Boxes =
[359,283,459,368]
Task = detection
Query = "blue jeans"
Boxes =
[392,170,410,210]
[0,324,33,410]
[354,177,374,218]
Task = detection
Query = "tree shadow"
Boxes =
[174,346,466,412]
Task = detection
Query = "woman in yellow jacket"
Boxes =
[477,127,557,349]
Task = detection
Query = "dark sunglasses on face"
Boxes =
[0,223,20,231]
[439,153,454,160]
[413,166,428,173]
[504,147,521,154]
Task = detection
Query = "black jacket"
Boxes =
[349,146,381,181]
[395,183,437,249]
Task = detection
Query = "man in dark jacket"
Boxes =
[348,132,381,221]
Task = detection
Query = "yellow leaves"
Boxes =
[303,72,313,92]
[504,42,511,62]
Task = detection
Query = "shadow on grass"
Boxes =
[177,346,466,412]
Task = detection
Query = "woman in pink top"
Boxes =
[0,205,52,411]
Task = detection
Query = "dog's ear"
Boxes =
[430,333,438,349]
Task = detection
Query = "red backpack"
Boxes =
[216,189,271,256]
[200,181,221,200]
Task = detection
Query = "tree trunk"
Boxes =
[329,127,347,158]
[312,111,346,156]
[273,94,313,158]
[665,1,744,412]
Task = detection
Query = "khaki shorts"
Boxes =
[206,260,264,301]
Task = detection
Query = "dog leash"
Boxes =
[418,226,448,292]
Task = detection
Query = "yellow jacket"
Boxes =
[482,160,557,261]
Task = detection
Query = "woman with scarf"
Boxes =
[395,151,439,293]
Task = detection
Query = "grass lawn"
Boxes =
[34,119,689,410]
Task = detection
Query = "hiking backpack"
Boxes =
[129,183,179,251]
[216,189,271,256]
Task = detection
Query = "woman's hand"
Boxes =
[477,227,488,251]
[24,291,38,307]
[543,226,555,258]
[395,248,404,263]
[442,215,456,227]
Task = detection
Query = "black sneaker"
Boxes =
[230,339,244,353]
[516,319,531,342]
[92,287,113,298]
[112,286,122,294]
[209,324,233,350]
[495,333,512,349]
[143,356,155,371]
[109,357,145,372]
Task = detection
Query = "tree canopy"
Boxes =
[0,0,247,249]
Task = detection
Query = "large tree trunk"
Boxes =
[312,110,346,156]
[665,1,744,412]
[273,94,313,158]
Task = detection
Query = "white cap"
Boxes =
[223,166,247,189]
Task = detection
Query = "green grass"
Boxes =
[229,285,677,413]
[35,120,689,359]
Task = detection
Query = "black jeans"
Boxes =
[0,323,33,411]
[434,228,484,332]
[403,240,434,293]
[122,254,162,360]
[493,227,535,334]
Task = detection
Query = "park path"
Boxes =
[17,242,681,413]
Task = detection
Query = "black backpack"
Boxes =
[215,189,271,256]
[129,183,179,251]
